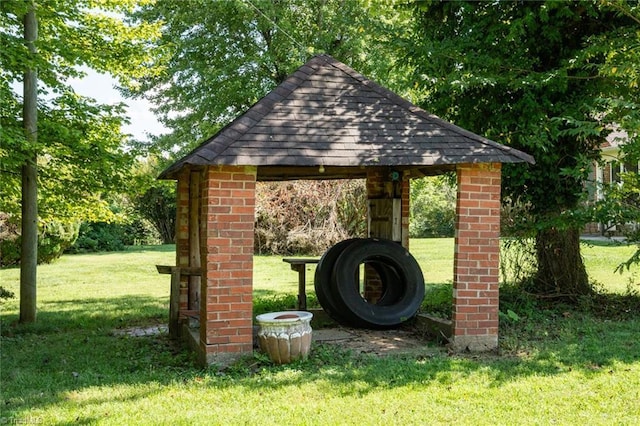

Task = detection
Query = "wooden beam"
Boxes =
[189,171,201,311]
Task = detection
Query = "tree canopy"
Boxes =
[0,0,161,322]
[402,0,640,296]
[0,0,161,223]
[130,0,411,160]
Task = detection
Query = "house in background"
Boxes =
[584,129,637,235]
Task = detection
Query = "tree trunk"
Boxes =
[20,4,38,323]
[534,227,591,299]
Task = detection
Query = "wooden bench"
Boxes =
[282,258,319,310]
[156,265,202,338]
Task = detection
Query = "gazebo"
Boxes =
[159,54,534,366]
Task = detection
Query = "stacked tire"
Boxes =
[314,238,425,329]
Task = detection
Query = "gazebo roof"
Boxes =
[160,54,534,180]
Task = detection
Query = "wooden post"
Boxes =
[156,265,202,339]
[20,3,38,324]
[169,267,181,338]
[189,172,201,310]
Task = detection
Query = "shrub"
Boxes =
[0,213,80,267]
[134,183,176,244]
[0,286,14,301]
[68,218,160,254]
[409,175,456,238]
[38,221,81,263]
[420,283,453,319]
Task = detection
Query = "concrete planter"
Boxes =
[255,311,313,364]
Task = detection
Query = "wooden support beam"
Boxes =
[189,171,201,311]
[156,265,202,339]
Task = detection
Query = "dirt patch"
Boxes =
[113,324,168,337]
[115,322,442,358]
[313,326,440,357]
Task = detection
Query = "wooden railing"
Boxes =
[156,265,202,338]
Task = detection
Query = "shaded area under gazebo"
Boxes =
[159,54,534,366]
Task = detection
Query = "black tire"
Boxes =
[314,238,362,325]
[331,238,425,328]
[373,262,405,306]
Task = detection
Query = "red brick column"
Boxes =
[199,165,257,366]
[452,163,501,352]
[366,168,386,199]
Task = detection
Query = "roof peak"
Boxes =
[160,55,533,180]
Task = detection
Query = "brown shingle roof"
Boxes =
[160,54,534,180]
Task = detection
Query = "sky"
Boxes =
[68,70,167,142]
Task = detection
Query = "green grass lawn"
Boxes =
[1,239,639,425]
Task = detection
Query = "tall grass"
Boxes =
[1,239,639,425]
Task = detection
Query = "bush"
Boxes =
[134,183,176,244]
[71,222,126,252]
[67,218,161,254]
[0,286,14,301]
[38,221,81,263]
[420,283,453,319]
[0,213,80,267]
[409,175,456,238]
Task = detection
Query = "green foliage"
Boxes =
[406,1,632,220]
[0,286,14,301]
[594,167,640,272]
[409,175,456,238]
[419,284,452,319]
[134,182,176,244]
[1,243,640,424]
[67,196,162,253]
[500,238,537,286]
[129,0,411,157]
[0,0,162,224]
[71,222,124,253]
[402,1,640,297]
[37,221,80,264]
[253,293,299,317]
[0,214,79,267]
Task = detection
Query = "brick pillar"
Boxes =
[176,169,191,312]
[366,168,386,199]
[199,165,257,366]
[451,163,501,352]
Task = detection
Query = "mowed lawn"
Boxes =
[1,239,639,425]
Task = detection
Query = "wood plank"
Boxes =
[282,258,320,266]
[189,171,201,311]
[156,265,202,276]
[169,267,180,339]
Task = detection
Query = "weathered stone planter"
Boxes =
[255,311,313,364]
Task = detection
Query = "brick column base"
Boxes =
[199,165,257,366]
[451,163,501,352]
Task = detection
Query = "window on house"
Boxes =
[609,160,639,185]
[624,161,639,175]
[611,160,621,183]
